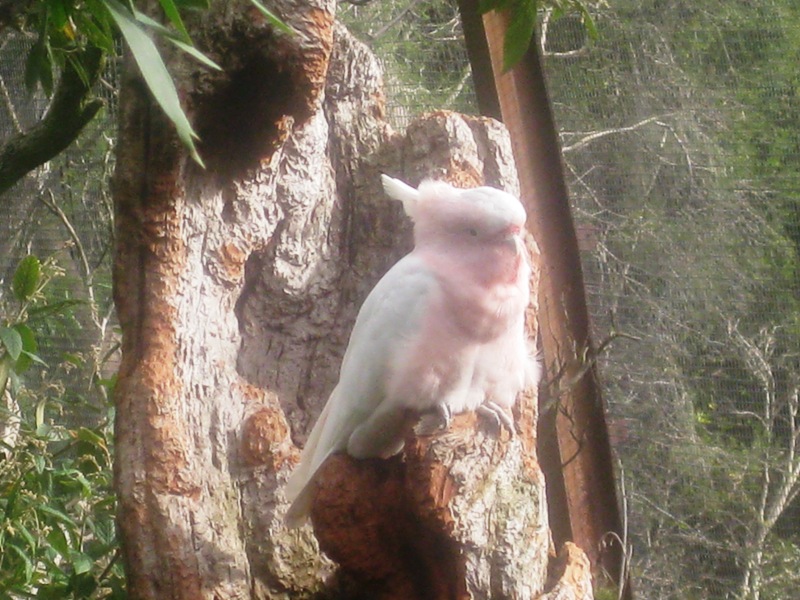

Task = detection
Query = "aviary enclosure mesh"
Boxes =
[1,2,798,598]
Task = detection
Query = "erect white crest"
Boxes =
[381,174,420,219]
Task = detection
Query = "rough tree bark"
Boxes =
[112,1,593,598]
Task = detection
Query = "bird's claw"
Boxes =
[414,404,452,436]
[477,402,516,437]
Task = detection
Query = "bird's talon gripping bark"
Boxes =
[477,402,516,437]
[414,404,452,436]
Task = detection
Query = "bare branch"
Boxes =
[562,114,677,154]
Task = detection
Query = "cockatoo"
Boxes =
[284,175,537,527]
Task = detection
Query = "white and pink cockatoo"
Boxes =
[284,175,539,526]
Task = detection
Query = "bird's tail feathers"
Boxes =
[284,397,332,497]
[381,174,419,219]
[283,391,339,528]
[283,453,330,529]
[284,478,317,528]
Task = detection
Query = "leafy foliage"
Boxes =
[1,255,124,598]
[539,1,800,596]
[9,0,293,168]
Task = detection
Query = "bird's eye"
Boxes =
[467,227,479,237]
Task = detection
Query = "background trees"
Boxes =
[535,1,800,597]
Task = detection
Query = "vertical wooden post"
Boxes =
[457,1,630,594]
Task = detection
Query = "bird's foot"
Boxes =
[477,402,516,437]
[414,404,452,436]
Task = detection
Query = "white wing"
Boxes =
[284,254,437,526]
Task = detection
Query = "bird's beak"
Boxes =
[503,225,522,250]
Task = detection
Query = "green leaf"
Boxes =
[7,543,34,582]
[12,255,42,302]
[134,8,180,38]
[579,4,598,40]
[63,352,86,367]
[249,0,296,36]
[3,479,21,519]
[158,0,192,42]
[96,374,117,394]
[76,13,116,53]
[25,36,54,96]
[47,526,71,558]
[65,53,92,89]
[34,452,46,473]
[75,427,107,448]
[16,522,38,553]
[175,0,210,8]
[80,0,117,52]
[70,551,94,575]
[35,399,46,430]
[56,468,93,496]
[0,355,11,397]
[70,571,99,596]
[49,0,69,30]
[7,369,20,395]
[169,38,222,70]
[12,324,40,373]
[103,0,205,166]
[503,0,538,71]
[20,350,48,369]
[0,327,23,361]
[38,504,78,527]
[135,10,222,70]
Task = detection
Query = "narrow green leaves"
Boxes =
[580,5,597,39]
[249,0,296,36]
[158,0,193,42]
[104,0,205,166]
[18,0,296,170]
[134,10,222,70]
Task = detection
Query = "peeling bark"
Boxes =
[112,1,592,598]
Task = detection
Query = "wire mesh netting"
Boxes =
[341,0,477,128]
[0,34,118,430]
[1,1,799,598]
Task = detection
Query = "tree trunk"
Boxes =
[112,1,593,598]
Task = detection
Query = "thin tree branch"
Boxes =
[562,114,676,154]
[0,47,105,197]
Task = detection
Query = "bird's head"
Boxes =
[381,174,526,250]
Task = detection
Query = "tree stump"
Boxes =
[112,1,593,597]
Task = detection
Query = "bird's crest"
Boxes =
[381,174,420,219]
